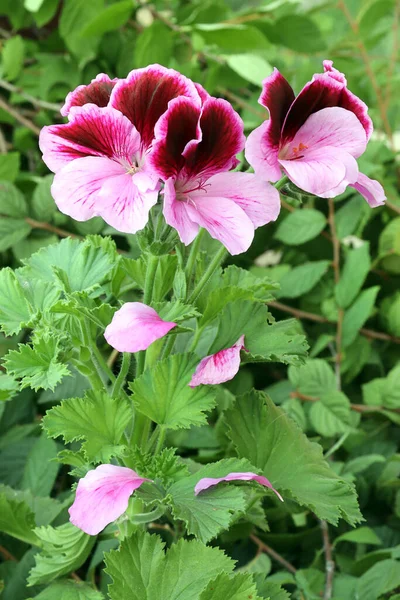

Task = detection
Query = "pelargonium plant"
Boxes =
[1,62,385,598]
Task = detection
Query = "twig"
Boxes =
[0,79,61,112]
[0,545,17,561]
[320,520,335,600]
[0,96,41,135]
[107,348,119,368]
[250,534,297,575]
[328,199,343,388]
[25,217,83,239]
[70,572,82,582]
[0,127,7,153]
[291,390,400,414]
[385,200,400,216]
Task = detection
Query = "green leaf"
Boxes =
[277,261,331,299]
[199,572,261,600]
[343,454,386,475]
[33,0,59,26]
[194,24,270,52]
[0,488,38,545]
[0,268,32,335]
[245,318,308,367]
[335,243,371,308]
[336,196,367,240]
[105,530,235,600]
[21,434,59,497]
[123,253,178,302]
[2,36,25,81]
[135,22,173,67]
[272,15,325,52]
[379,216,400,258]
[362,365,400,409]
[275,209,326,245]
[334,526,382,546]
[356,559,400,600]
[28,580,104,599]
[289,359,336,397]
[43,391,130,462]
[32,175,57,222]
[209,299,269,353]
[28,523,96,585]
[309,391,352,437]
[59,0,103,64]
[131,354,215,430]
[155,301,200,323]
[4,332,70,391]
[24,0,45,10]
[225,390,362,525]
[0,217,32,252]
[81,1,133,36]
[0,152,20,182]
[167,458,253,543]
[224,54,272,86]
[0,485,65,527]
[0,373,19,401]
[342,286,380,347]
[381,291,400,336]
[0,181,28,217]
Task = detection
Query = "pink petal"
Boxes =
[279,146,358,197]
[281,60,372,143]
[202,172,281,228]
[51,156,127,221]
[258,68,295,147]
[110,64,201,150]
[194,81,210,103]
[194,471,283,502]
[282,107,367,159]
[61,73,117,117]
[40,104,141,173]
[190,335,245,387]
[104,302,176,353]
[245,121,282,181]
[69,464,150,536]
[162,178,200,246]
[349,172,386,208]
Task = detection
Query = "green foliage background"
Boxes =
[0,0,400,599]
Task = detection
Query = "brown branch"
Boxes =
[328,199,343,388]
[250,534,297,575]
[0,545,17,561]
[386,200,400,216]
[320,520,335,600]
[0,95,41,135]
[291,390,400,414]
[70,572,83,582]
[107,348,119,368]
[0,79,61,112]
[25,217,83,240]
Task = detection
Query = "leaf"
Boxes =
[0,217,32,252]
[334,527,382,546]
[0,152,20,182]
[2,36,25,81]
[21,434,59,497]
[155,301,200,323]
[225,390,362,525]
[194,24,270,52]
[362,365,400,410]
[277,261,331,299]
[0,268,31,335]
[43,391,130,462]
[80,0,133,36]
[381,291,400,336]
[28,523,96,585]
[275,209,326,245]
[208,299,269,353]
[336,196,367,240]
[0,373,19,401]
[356,559,400,600]
[0,488,38,545]
[0,181,28,217]
[224,54,272,86]
[289,359,336,397]
[105,530,235,600]
[4,332,70,391]
[271,15,325,52]
[32,175,57,222]
[59,0,103,64]
[167,458,252,543]
[135,22,173,67]
[309,391,352,437]
[123,254,178,302]
[24,0,45,10]
[199,572,261,600]
[245,318,308,367]
[342,286,380,347]
[131,354,216,430]
[343,454,386,475]
[335,243,371,308]
[28,580,104,599]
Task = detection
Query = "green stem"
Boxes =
[112,353,131,398]
[160,333,176,360]
[187,245,227,304]
[275,175,289,191]
[154,426,167,454]
[92,344,116,384]
[136,254,159,378]
[185,228,205,280]
[130,505,165,524]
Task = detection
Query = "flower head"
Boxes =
[190,336,246,387]
[194,471,283,501]
[245,61,385,207]
[150,96,280,255]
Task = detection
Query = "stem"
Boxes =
[0,79,61,112]
[185,228,205,280]
[0,95,41,135]
[328,198,343,389]
[136,255,159,378]
[250,534,297,575]
[275,175,289,191]
[187,245,227,304]
[92,343,116,385]
[324,431,350,459]
[154,427,167,454]
[131,504,165,524]
[112,353,131,398]
[321,520,335,600]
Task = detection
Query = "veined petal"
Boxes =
[40,104,141,173]
[51,156,126,221]
[61,73,117,117]
[203,172,281,228]
[279,146,358,197]
[104,302,176,353]
[190,335,245,387]
[162,178,200,246]
[69,464,150,536]
[349,172,386,208]
[110,64,201,150]
[194,471,283,502]
[245,121,282,181]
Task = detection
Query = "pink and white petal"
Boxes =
[183,97,246,180]
[51,156,125,221]
[162,178,200,246]
[61,73,117,117]
[190,335,245,387]
[69,464,150,536]
[186,192,255,255]
[204,172,281,228]
[39,104,141,173]
[349,172,386,208]
[317,152,360,198]
[245,121,282,181]
[150,96,201,180]
[110,64,201,150]
[258,68,295,146]
[104,302,176,353]
[98,173,158,234]
[279,147,358,197]
[283,107,367,159]
[194,471,283,502]
[322,60,347,84]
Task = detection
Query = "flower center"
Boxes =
[279,141,308,160]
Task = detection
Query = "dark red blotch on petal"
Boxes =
[258,68,295,148]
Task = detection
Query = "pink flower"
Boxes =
[69,464,150,535]
[190,336,245,387]
[194,472,283,502]
[245,61,386,207]
[104,302,176,353]
[39,65,201,233]
[150,96,281,255]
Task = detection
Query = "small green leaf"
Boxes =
[80,0,133,37]
[208,299,269,353]
[0,373,19,401]
[335,243,371,308]
[245,318,308,367]
[356,559,400,600]
[271,15,325,52]
[32,175,57,222]
[289,359,336,397]
[0,181,28,217]
[135,21,173,67]
[275,209,326,245]
[0,268,32,335]
[21,434,59,497]
[343,454,386,475]
[2,36,25,80]
[59,0,103,64]
[0,152,20,181]
[309,391,352,437]
[224,54,272,86]
[335,526,382,546]
[199,572,261,600]
[194,24,269,53]
[123,253,178,302]
[24,0,46,10]
[28,580,104,599]
[0,488,38,545]
[342,286,380,347]
[0,217,31,252]
[278,261,330,299]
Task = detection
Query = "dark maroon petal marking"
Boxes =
[61,74,117,117]
[110,64,200,150]
[194,82,210,104]
[258,68,295,148]
[150,96,200,179]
